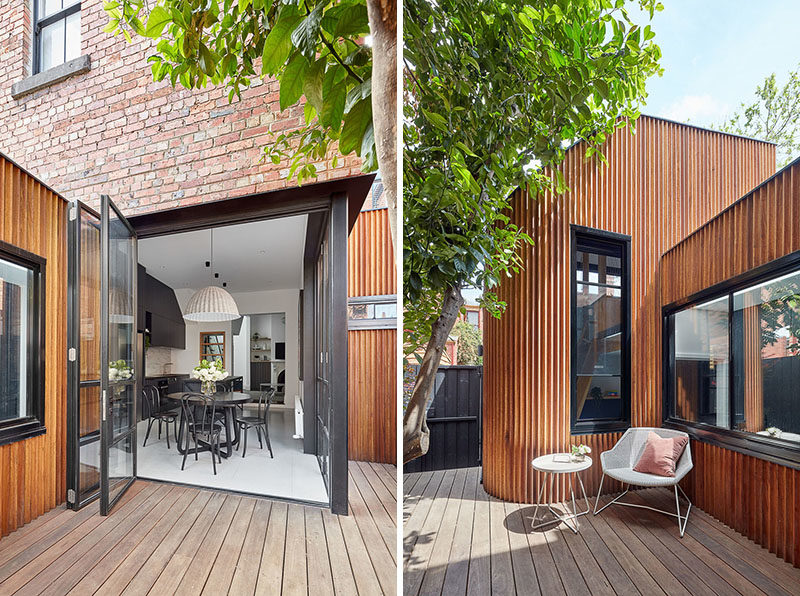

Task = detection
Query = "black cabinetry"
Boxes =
[138,267,186,349]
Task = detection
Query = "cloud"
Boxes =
[663,94,731,126]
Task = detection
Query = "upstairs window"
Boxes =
[571,226,631,434]
[35,0,81,73]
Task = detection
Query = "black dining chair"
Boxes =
[180,393,224,474]
[142,385,177,449]
[236,387,274,458]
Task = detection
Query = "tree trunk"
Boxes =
[403,286,465,463]
[366,0,397,248]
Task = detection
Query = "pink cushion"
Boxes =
[633,432,688,477]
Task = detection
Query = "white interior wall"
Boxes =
[232,289,300,400]
[232,314,251,387]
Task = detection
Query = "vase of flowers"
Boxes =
[571,444,592,462]
[191,359,228,396]
[109,360,133,381]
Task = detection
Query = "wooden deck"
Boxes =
[0,461,396,595]
[404,467,800,596]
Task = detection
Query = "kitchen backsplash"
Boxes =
[145,347,175,376]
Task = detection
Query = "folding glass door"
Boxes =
[68,196,138,515]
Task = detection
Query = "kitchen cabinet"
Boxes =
[138,267,186,349]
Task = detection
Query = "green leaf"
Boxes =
[291,5,323,59]
[280,52,310,111]
[321,64,346,131]
[145,6,172,38]
[345,78,371,112]
[261,5,301,75]
[339,97,371,155]
[333,3,369,38]
[303,58,326,113]
[198,43,215,76]
[422,108,448,131]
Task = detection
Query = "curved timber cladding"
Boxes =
[0,156,68,538]
[483,116,776,503]
[662,159,800,568]
[347,207,397,464]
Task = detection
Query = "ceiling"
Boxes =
[138,215,307,293]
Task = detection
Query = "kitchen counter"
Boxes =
[145,373,190,381]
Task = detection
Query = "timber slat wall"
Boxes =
[0,156,68,538]
[663,159,800,568]
[483,116,776,504]
[347,208,396,464]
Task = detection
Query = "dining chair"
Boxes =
[142,385,177,449]
[236,387,274,458]
[180,393,224,474]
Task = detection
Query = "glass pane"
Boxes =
[575,250,622,287]
[347,303,373,320]
[80,210,101,381]
[732,269,800,444]
[0,259,32,422]
[38,0,63,18]
[65,11,80,61]
[575,283,622,375]
[107,433,133,504]
[375,303,397,319]
[108,211,135,371]
[575,376,622,421]
[672,296,730,427]
[78,385,100,498]
[40,20,65,72]
[110,384,134,437]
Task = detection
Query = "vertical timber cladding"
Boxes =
[483,115,776,504]
[347,208,397,464]
[0,155,68,538]
[662,159,800,568]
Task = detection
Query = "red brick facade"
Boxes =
[0,1,364,214]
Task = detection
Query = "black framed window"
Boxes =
[347,294,397,329]
[0,241,46,445]
[34,0,81,74]
[664,250,800,466]
[570,226,631,434]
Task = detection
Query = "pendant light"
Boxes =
[183,229,241,322]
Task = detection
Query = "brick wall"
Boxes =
[0,1,364,214]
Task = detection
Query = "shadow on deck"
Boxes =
[404,467,800,596]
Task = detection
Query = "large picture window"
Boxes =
[35,0,81,74]
[571,227,631,434]
[666,252,800,461]
[0,241,46,445]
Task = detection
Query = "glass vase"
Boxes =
[201,380,216,396]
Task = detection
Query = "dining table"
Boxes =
[166,391,253,459]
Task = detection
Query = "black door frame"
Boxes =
[127,176,370,514]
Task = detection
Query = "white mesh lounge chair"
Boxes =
[593,427,693,537]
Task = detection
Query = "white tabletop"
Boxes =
[532,453,592,473]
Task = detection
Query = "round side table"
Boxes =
[531,453,592,533]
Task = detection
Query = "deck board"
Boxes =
[404,468,800,596]
[0,462,397,595]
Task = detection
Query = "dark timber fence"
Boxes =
[404,365,482,473]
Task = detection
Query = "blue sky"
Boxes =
[629,1,800,127]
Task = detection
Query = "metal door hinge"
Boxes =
[67,489,76,504]
[69,205,77,221]
[68,348,76,362]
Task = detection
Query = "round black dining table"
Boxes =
[166,392,252,458]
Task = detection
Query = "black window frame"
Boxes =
[570,225,632,435]
[663,249,800,469]
[33,0,81,75]
[0,240,46,446]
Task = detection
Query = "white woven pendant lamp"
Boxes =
[183,230,240,322]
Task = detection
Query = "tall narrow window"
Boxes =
[0,242,46,445]
[571,227,630,434]
[35,0,81,73]
[200,331,226,367]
